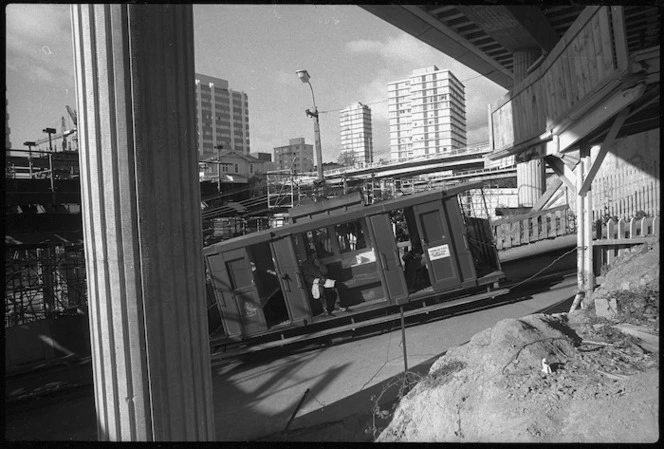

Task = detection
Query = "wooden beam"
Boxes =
[577,107,631,196]
[531,177,563,212]
[558,83,646,152]
[544,155,576,191]
[611,6,629,71]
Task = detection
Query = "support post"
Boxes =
[71,5,215,441]
[575,153,586,308]
[581,146,594,303]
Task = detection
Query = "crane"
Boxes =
[66,105,78,151]
[31,106,78,149]
[32,128,76,146]
[66,105,77,126]
[61,116,68,151]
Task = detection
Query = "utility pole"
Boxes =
[296,69,326,198]
[214,144,224,192]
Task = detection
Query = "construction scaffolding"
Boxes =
[267,169,302,208]
[5,244,87,328]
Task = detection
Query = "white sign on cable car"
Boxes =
[428,244,450,260]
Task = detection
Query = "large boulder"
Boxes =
[378,312,659,443]
[378,314,578,442]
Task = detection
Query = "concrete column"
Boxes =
[514,48,546,207]
[517,158,547,207]
[71,5,215,441]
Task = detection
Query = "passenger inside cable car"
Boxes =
[294,218,385,311]
[390,208,432,293]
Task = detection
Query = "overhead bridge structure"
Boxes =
[267,146,517,208]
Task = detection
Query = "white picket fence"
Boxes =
[593,215,660,275]
[591,162,660,221]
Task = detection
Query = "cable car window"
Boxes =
[334,221,367,254]
[305,228,334,258]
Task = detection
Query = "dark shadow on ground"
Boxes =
[256,353,444,442]
[211,347,351,441]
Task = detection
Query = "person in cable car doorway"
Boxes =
[301,248,349,316]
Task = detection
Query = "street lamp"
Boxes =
[42,127,57,153]
[296,69,325,193]
[24,141,36,178]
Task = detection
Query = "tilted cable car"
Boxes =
[204,183,507,353]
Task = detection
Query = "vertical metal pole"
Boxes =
[217,147,221,193]
[48,153,55,192]
[576,154,585,305]
[582,147,594,305]
[371,173,376,204]
[400,306,408,373]
[313,108,325,195]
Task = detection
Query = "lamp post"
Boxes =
[295,69,325,195]
[24,141,36,178]
[42,127,57,153]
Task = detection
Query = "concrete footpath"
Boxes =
[5,243,578,441]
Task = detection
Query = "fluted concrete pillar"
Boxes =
[517,158,547,207]
[514,48,546,207]
[71,5,215,440]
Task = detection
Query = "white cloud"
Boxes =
[346,34,442,67]
[346,39,384,53]
[6,4,74,87]
[6,4,70,53]
[274,69,294,86]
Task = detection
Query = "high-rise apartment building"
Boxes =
[388,66,466,161]
[339,102,373,165]
[195,73,250,159]
[273,138,314,173]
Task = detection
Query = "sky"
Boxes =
[5,4,508,163]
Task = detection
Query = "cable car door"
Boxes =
[271,236,311,324]
[206,248,266,337]
[368,214,409,305]
[413,200,462,292]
